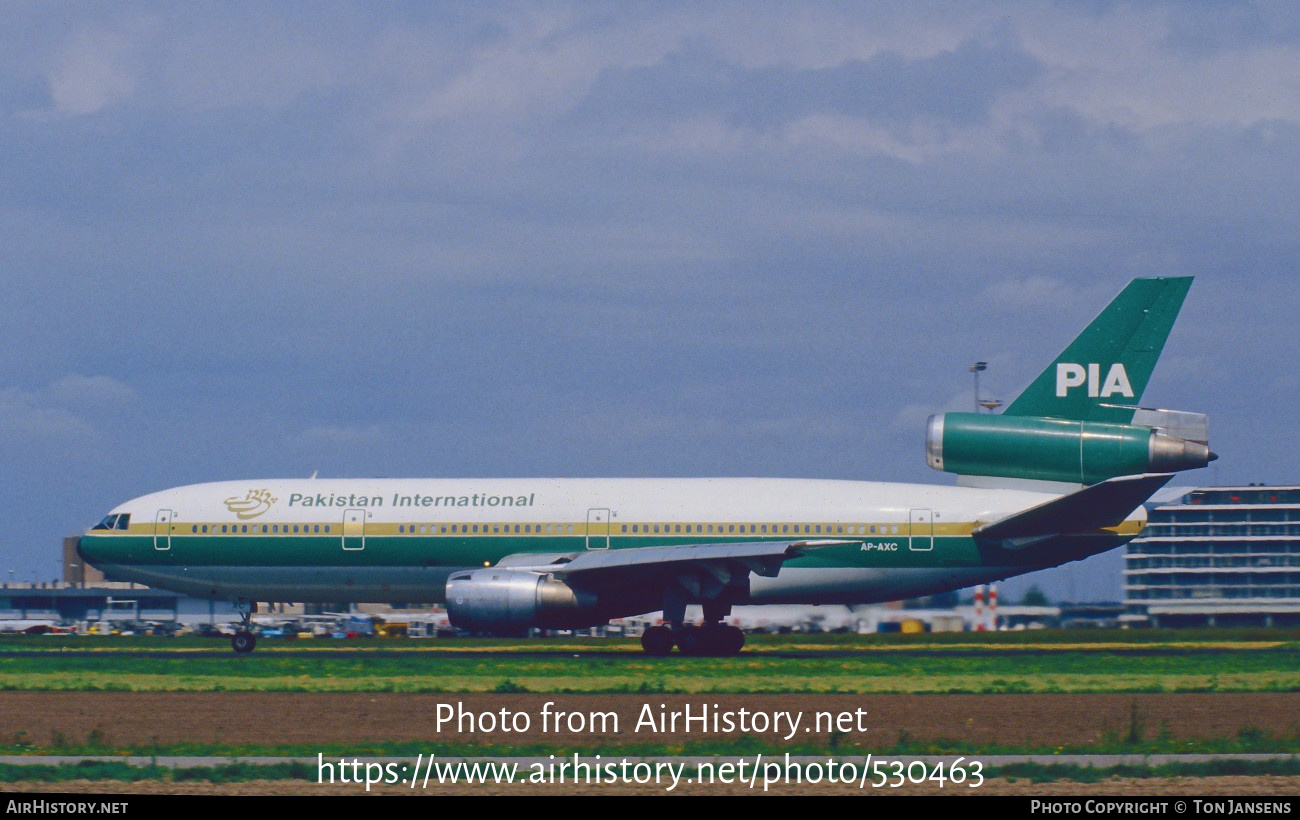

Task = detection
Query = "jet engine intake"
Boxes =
[445,569,602,631]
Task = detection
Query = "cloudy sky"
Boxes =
[2,2,1296,600]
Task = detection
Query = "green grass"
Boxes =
[0,630,1297,694]
[4,627,1298,653]
[0,633,1296,693]
[0,760,316,784]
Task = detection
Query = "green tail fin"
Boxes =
[1002,277,1193,424]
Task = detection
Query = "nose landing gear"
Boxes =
[231,629,257,653]
[231,601,257,654]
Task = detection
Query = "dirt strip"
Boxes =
[1,692,1296,749]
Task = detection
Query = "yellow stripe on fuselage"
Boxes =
[97,517,1146,538]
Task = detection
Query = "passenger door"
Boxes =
[908,508,934,552]
[343,508,366,551]
[586,508,611,550]
[153,510,175,551]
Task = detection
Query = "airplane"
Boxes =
[77,277,1215,655]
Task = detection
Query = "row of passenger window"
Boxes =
[391,522,904,535]
[399,523,578,534]
[191,524,331,535]
[617,522,901,536]
[186,523,580,536]
[186,521,906,536]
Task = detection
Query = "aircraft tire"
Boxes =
[231,631,257,654]
[716,625,745,656]
[675,625,709,656]
[687,624,745,656]
[728,628,748,654]
[640,625,674,656]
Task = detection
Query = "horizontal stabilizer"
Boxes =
[973,473,1173,545]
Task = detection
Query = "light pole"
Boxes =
[969,362,987,412]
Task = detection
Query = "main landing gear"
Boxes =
[640,584,746,655]
[640,623,745,657]
[232,602,257,654]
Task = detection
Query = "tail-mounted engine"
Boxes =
[926,408,1215,485]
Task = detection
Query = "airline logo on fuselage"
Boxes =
[1055,363,1134,398]
[224,489,279,520]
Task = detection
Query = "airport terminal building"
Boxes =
[1124,485,1300,627]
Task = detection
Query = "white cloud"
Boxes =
[1015,6,1300,130]
[45,28,138,115]
[892,402,940,435]
[0,386,94,442]
[399,8,609,129]
[293,424,391,451]
[44,375,139,408]
[0,376,136,445]
[893,386,977,435]
[980,276,1077,310]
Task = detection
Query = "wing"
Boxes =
[495,539,858,599]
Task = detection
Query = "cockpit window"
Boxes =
[92,513,131,531]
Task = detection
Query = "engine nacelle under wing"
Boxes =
[445,569,603,631]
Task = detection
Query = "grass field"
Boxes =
[0,629,1296,694]
[1,631,1296,794]
[4,627,1296,651]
